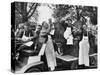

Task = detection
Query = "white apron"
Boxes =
[22,31,33,46]
[45,35,57,70]
[50,24,55,35]
[38,44,46,56]
[79,35,90,66]
[38,35,56,71]
[64,27,73,45]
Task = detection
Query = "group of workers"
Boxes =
[14,15,97,71]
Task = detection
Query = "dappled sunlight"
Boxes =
[37,4,54,24]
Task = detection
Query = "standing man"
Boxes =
[72,21,83,57]
[39,21,57,71]
[64,18,74,55]
[79,24,90,68]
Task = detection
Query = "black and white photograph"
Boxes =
[11,1,98,73]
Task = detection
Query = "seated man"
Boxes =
[16,23,39,67]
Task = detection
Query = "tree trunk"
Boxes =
[22,14,28,22]
[21,2,28,22]
[76,6,80,21]
[15,2,38,23]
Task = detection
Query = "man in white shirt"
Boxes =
[63,19,74,55]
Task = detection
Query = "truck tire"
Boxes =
[70,61,78,70]
[25,67,41,73]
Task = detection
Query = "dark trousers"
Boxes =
[62,43,73,55]
[73,40,79,57]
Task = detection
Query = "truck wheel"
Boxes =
[90,56,97,67]
[25,67,41,73]
[70,61,78,70]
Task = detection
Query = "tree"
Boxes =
[15,2,39,25]
[53,4,97,24]
[53,4,73,22]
